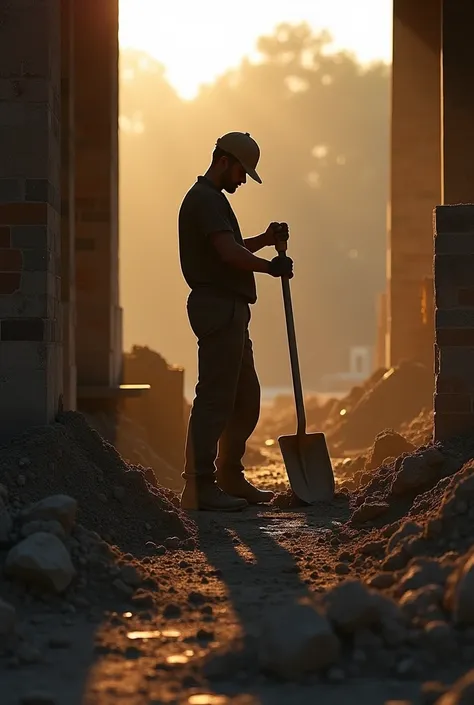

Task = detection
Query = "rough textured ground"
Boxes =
[2,413,474,704]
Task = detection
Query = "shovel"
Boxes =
[276,240,335,504]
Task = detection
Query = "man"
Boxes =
[178,131,293,511]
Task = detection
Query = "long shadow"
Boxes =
[194,503,344,699]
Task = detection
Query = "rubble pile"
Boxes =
[0,411,196,555]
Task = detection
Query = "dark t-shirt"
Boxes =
[178,176,257,304]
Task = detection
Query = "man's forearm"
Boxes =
[244,233,268,253]
[224,241,270,273]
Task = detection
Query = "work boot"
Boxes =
[217,473,274,505]
[180,479,248,512]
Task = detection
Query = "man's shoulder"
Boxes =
[181,179,226,212]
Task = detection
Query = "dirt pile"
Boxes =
[253,362,432,458]
[327,361,433,453]
[0,411,196,555]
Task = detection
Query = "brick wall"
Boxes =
[73,0,122,388]
[0,2,62,436]
[389,0,441,367]
[434,205,474,441]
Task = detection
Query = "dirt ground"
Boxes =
[2,459,433,705]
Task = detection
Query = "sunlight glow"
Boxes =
[119,0,392,99]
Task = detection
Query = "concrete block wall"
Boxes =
[434,205,474,441]
[0,1,62,436]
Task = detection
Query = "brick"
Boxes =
[0,249,22,272]
[434,254,474,289]
[0,203,47,226]
[0,179,23,202]
[434,393,472,413]
[434,411,474,441]
[22,249,48,271]
[458,288,474,306]
[437,329,474,346]
[434,204,474,234]
[25,179,49,203]
[11,226,47,249]
[436,376,467,394]
[0,273,20,295]
[0,227,10,248]
[0,318,45,342]
[436,309,474,328]
[435,232,474,255]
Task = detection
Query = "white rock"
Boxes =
[23,495,77,533]
[0,495,12,543]
[5,532,76,593]
[21,520,66,542]
[0,597,16,635]
[258,599,340,679]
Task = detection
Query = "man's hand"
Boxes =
[263,221,290,247]
[268,255,294,279]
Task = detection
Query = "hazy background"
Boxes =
[118,1,392,398]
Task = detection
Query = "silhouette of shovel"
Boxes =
[276,240,335,504]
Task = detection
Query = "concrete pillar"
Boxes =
[61,0,76,410]
[0,2,62,436]
[388,0,442,367]
[434,205,474,441]
[442,1,474,203]
[74,0,122,388]
[374,292,387,370]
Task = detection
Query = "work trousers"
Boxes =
[184,289,261,481]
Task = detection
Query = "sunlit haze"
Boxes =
[119,0,392,99]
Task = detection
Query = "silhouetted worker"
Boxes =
[178,132,293,511]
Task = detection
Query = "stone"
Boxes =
[23,495,77,533]
[398,561,447,594]
[21,520,66,542]
[5,532,76,593]
[392,454,434,496]
[351,501,389,524]
[258,599,340,679]
[0,597,16,635]
[335,562,350,575]
[112,578,134,597]
[450,553,474,625]
[423,620,456,655]
[387,521,423,554]
[399,585,444,620]
[0,495,12,544]
[164,536,181,550]
[119,564,142,588]
[325,580,379,634]
[367,573,395,589]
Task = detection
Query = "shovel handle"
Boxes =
[278,250,307,436]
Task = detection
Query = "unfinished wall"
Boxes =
[74,0,122,389]
[434,205,474,441]
[388,0,442,368]
[0,2,62,436]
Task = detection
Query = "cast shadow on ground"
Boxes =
[193,503,346,700]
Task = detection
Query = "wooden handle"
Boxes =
[279,251,306,435]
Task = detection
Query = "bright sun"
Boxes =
[118,0,392,100]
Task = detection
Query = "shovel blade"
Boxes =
[278,431,335,504]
